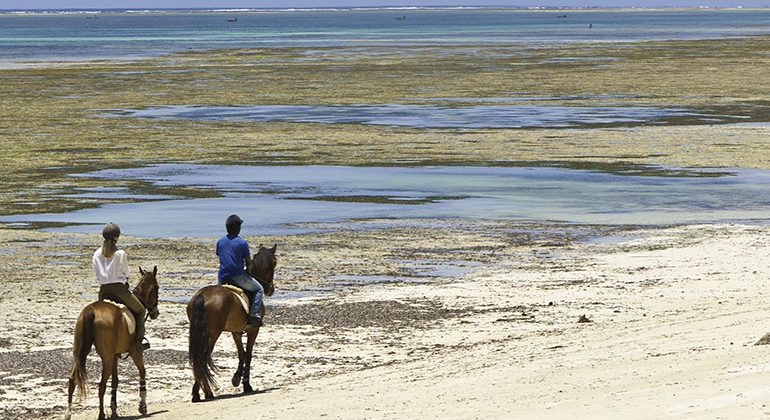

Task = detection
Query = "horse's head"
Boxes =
[135,266,159,320]
[248,244,277,297]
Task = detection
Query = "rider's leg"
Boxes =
[102,282,147,349]
[120,288,147,349]
[227,274,264,321]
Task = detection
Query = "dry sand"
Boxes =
[2,222,769,419]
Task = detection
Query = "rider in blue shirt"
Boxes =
[216,214,264,326]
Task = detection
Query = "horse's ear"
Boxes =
[270,244,277,254]
[139,266,145,275]
[153,265,157,276]
[258,243,264,249]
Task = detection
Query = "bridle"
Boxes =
[133,277,158,321]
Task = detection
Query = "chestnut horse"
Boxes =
[66,266,160,420]
[187,244,276,402]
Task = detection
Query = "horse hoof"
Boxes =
[139,401,147,415]
[232,373,242,387]
[243,383,253,393]
[192,395,201,403]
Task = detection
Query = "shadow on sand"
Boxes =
[107,409,170,419]
[194,387,282,403]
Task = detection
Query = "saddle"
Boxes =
[221,284,250,314]
[102,300,136,335]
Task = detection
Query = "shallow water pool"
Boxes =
[1,164,769,237]
[108,103,718,129]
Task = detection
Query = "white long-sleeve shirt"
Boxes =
[92,248,130,285]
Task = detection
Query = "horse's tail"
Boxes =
[189,293,217,390]
[69,306,95,401]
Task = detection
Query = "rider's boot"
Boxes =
[247,315,262,327]
[245,290,262,326]
[134,337,151,352]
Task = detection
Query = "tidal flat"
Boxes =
[2,36,770,216]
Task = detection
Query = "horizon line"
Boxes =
[1,5,766,11]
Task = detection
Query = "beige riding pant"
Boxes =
[98,282,146,343]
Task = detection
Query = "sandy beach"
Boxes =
[145,224,770,420]
[0,222,767,419]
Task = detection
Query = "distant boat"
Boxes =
[396,15,406,20]
[227,17,238,22]
[557,14,567,18]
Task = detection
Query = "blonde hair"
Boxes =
[101,223,121,258]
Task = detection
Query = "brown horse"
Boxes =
[66,266,160,420]
[187,244,276,402]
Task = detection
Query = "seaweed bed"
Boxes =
[2,37,770,217]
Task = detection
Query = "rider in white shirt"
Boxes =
[93,223,150,352]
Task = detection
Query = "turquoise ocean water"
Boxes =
[2,8,770,65]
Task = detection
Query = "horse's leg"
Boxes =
[192,380,201,403]
[130,350,148,415]
[242,329,259,393]
[231,332,245,388]
[66,375,75,420]
[110,355,119,418]
[98,355,114,420]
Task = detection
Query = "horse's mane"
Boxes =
[250,247,276,278]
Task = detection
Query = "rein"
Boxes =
[246,267,271,288]
[137,294,154,321]
[133,280,156,321]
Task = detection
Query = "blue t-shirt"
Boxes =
[216,234,250,282]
